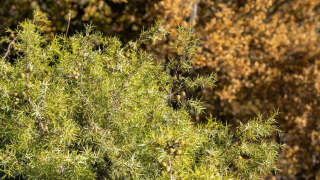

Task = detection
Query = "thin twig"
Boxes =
[169,158,174,180]
[189,0,200,25]
[65,10,72,37]
[2,37,16,60]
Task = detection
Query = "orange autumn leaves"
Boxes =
[191,1,320,179]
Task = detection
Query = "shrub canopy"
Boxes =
[0,16,280,179]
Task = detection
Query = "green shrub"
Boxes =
[0,15,280,179]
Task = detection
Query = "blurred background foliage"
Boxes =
[1,0,320,179]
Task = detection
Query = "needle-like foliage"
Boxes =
[0,14,280,179]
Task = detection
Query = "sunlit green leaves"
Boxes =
[0,16,280,179]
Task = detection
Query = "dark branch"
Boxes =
[2,37,16,60]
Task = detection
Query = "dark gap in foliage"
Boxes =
[93,153,113,180]
[48,54,59,67]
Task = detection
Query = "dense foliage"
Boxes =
[0,15,280,179]
[2,0,318,179]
